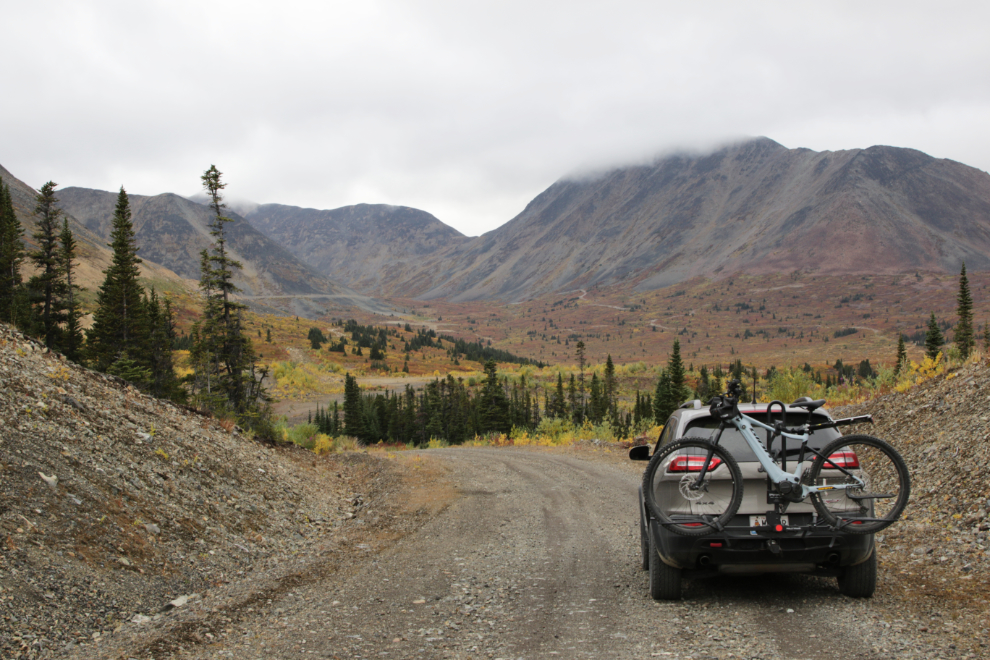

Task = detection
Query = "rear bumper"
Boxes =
[649,518,874,572]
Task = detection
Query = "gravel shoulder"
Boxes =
[96,445,985,660]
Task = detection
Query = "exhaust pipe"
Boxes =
[827,552,840,565]
[698,555,712,567]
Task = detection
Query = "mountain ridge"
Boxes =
[390,138,990,301]
[54,186,393,317]
[241,202,468,294]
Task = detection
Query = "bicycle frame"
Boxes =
[696,411,866,500]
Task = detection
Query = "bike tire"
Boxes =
[806,434,910,535]
[641,438,743,538]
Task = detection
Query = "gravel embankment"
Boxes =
[0,323,413,659]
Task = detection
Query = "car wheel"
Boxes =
[639,503,649,571]
[837,549,877,598]
[648,526,681,600]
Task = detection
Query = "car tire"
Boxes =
[837,549,877,598]
[639,501,649,571]
[648,526,681,600]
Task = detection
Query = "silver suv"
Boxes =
[632,399,876,600]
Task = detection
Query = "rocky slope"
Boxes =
[397,138,990,301]
[242,203,468,294]
[0,322,412,658]
[833,357,990,640]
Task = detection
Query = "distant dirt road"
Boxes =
[153,448,949,660]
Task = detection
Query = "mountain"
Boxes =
[392,138,990,301]
[55,187,392,316]
[0,164,187,294]
[241,203,468,294]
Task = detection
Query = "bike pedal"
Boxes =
[766,539,782,556]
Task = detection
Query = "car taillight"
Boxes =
[823,450,859,469]
[669,456,723,472]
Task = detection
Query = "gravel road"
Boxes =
[156,447,974,660]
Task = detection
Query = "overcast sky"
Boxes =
[3,1,989,236]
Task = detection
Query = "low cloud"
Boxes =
[3,1,989,236]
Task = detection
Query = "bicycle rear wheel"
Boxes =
[641,438,743,537]
[806,434,910,534]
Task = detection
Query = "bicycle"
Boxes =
[642,379,910,537]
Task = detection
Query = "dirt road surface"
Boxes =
[100,447,963,660]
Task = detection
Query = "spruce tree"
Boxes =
[567,374,578,424]
[145,288,182,400]
[588,373,603,423]
[0,178,26,324]
[653,368,674,424]
[558,372,570,418]
[27,182,68,350]
[191,166,266,420]
[479,359,510,434]
[894,334,907,375]
[575,340,586,416]
[955,263,975,360]
[667,339,688,405]
[924,312,944,360]
[87,187,148,371]
[603,354,617,420]
[59,219,84,362]
[343,372,366,440]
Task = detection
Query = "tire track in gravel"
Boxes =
[171,449,947,660]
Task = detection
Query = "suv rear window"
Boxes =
[683,413,842,462]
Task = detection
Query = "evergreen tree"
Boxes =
[587,373,604,423]
[145,288,182,400]
[87,187,148,371]
[575,340,586,417]
[924,312,944,360]
[603,354,617,420]
[984,321,990,353]
[0,178,26,324]
[567,374,579,424]
[343,372,366,440]
[27,182,69,350]
[307,327,326,350]
[955,263,975,359]
[653,368,675,424]
[894,334,907,375]
[190,166,267,422]
[551,372,566,418]
[478,359,510,434]
[667,339,688,405]
[58,219,84,362]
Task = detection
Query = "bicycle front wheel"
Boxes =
[642,438,743,537]
[806,434,910,534]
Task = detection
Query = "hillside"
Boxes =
[393,138,990,301]
[242,203,468,294]
[0,321,432,658]
[0,164,188,297]
[832,358,990,635]
[54,186,392,317]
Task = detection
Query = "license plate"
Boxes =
[750,515,788,527]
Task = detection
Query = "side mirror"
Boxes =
[629,445,651,461]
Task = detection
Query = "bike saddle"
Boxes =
[790,398,826,413]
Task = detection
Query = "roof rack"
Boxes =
[679,399,702,410]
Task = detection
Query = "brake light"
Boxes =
[822,450,859,469]
[669,456,723,472]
